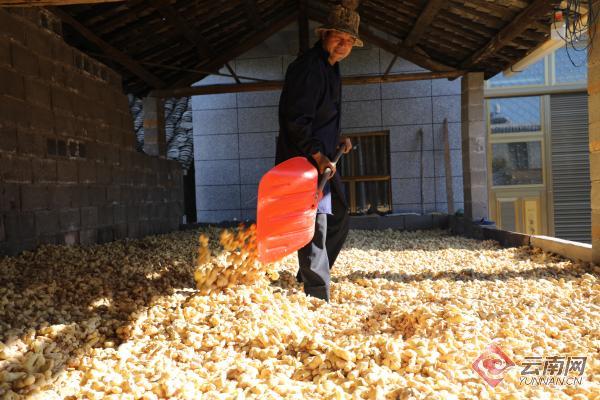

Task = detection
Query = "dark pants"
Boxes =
[296,190,349,302]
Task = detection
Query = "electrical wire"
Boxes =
[554,0,599,67]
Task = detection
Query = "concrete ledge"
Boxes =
[349,214,449,231]
[530,235,591,263]
[450,215,591,263]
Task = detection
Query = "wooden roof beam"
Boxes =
[49,6,166,88]
[151,70,465,98]
[170,9,298,89]
[245,0,264,30]
[460,0,556,69]
[149,0,214,61]
[403,0,446,48]
[1,0,123,5]
[298,0,309,54]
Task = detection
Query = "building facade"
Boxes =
[192,21,464,222]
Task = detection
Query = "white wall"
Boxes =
[192,21,464,222]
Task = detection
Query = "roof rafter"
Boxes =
[460,0,556,69]
[169,9,298,90]
[49,6,166,89]
[149,0,214,61]
[403,0,446,48]
[1,0,122,5]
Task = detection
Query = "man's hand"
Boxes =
[311,152,336,179]
[339,136,352,154]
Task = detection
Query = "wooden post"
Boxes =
[143,97,166,157]
[443,118,455,214]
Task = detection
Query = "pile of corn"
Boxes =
[0,226,598,399]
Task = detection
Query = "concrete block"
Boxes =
[239,132,277,159]
[0,36,10,67]
[341,100,381,128]
[0,66,25,99]
[382,97,432,125]
[390,150,434,179]
[32,158,56,183]
[197,209,242,223]
[432,77,462,96]
[78,160,96,183]
[389,124,433,152]
[237,90,281,108]
[378,215,406,230]
[34,210,59,235]
[191,93,237,111]
[56,159,78,183]
[0,95,28,129]
[113,223,127,239]
[195,159,240,185]
[97,205,113,226]
[97,226,113,243]
[11,43,38,77]
[237,106,278,133]
[240,157,275,184]
[381,80,431,99]
[404,214,433,230]
[59,208,80,231]
[194,134,239,160]
[20,184,47,210]
[192,108,238,135]
[0,125,17,152]
[0,183,20,212]
[63,231,79,245]
[24,76,51,107]
[16,129,45,157]
[80,206,98,228]
[195,185,241,211]
[433,95,461,123]
[79,228,98,245]
[342,83,380,101]
[349,214,380,230]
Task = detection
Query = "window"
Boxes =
[487,96,544,188]
[338,131,392,215]
[488,58,546,88]
[489,97,542,134]
[491,142,543,186]
[554,46,587,84]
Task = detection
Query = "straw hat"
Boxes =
[315,0,363,47]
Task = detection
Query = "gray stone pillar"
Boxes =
[461,72,488,221]
[143,96,166,157]
[589,7,600,262]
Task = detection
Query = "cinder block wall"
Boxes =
[192,22,464,222]
[0,9,183,256]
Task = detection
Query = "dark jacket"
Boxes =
[276,41,345,214]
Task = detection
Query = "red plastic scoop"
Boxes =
[256,148,345,264]
[256,157,320,264]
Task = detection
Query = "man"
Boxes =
[276,1,363,302]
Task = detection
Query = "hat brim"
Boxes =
[315,26,364,47]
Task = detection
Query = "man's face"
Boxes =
[323,31,355,63]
